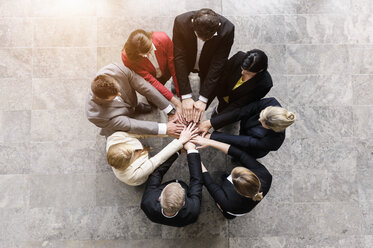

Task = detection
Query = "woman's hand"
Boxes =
[184,141,196,150]
[191,135,210,150]
[178,123,199,144]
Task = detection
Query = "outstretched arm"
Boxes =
[210,131,282,151]
[143,153,179,193]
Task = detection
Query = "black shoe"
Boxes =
[135,103,152,114]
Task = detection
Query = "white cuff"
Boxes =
[162,104,173,114]
[187,149,199,154]
[158,123,167,135]
[181,94,193,100]
[198,95,208,103]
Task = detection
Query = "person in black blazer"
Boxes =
[173,8,235,123]
[191,136,272,219]
[215,49,273,115]
[198,98,296,158]
[140,142,203,227]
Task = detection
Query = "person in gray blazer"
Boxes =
[86,63,184,137]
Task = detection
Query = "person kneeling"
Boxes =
[140,142,203,227]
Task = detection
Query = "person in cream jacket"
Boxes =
[106,123,198,186]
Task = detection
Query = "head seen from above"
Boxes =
[232,167,263,201]
[160,182,185,216]
[241,49,268,76]
[259,106,296,132]
[92,75,120,101]
[107,143,150,170]
[123,29,153,61]
[192,8,220,41]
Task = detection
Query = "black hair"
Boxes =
[192,8,220,40]
[241,49,268,73]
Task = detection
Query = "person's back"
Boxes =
[141,142,203,227]
[86,63,182,137]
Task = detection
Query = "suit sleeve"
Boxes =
[218,85,271,115]
[138,69,174,101]
[211,97,278,129]
[127,68,171,110]
[164,33,180,97]
[199,26,234,100]
[228,145,272,196]
[143,153,179,193]
[88,115,159,135]
[186,153,203,204]
[173,17,192,95]
[210,131,283,151]
[128,140,182,186]
[202,172,231,210]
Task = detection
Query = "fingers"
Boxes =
[201,131,207,138]
[191,133,198,139]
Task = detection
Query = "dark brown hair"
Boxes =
[123,29,153,61]
[192,8,220,40]
[91,75,120,99]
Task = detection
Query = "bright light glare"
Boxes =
[51,0,93,15]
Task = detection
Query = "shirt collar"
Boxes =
[161,208,179,218]
[227,174,233,184]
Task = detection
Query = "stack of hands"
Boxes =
[166,99,212,139]
[175,122,213,152]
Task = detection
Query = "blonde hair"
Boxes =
[232,167,263,201]
[106,143,150,170]
[160,182,185,215]
[259,106,296,132]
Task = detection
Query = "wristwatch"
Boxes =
[167,108,176,115]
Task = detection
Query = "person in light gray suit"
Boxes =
[86,63,184,137]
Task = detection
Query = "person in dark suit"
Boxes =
[215,49,273,115]
[190,135,272,219]
[141,141,203,227]
[198,98,296,158]
[173,8,235,123]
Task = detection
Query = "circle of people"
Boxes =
[86,9,296,227]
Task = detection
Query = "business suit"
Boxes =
[210,97,285,158]
[122,31,180,101]
[216,51,273,114]
[203,145,272,218]
[173,11,234,102]
[86,63,170,137]
[141,152,203,227]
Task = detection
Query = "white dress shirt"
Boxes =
[143,43,162,78]
[182,32,218,103]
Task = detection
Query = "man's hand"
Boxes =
[198,120,212,136]
[182,98,195,123]
[166,118,184,138]
[184,141,196,150]
[193,100,206,123]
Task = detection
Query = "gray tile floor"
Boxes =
[0,0,372,247]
